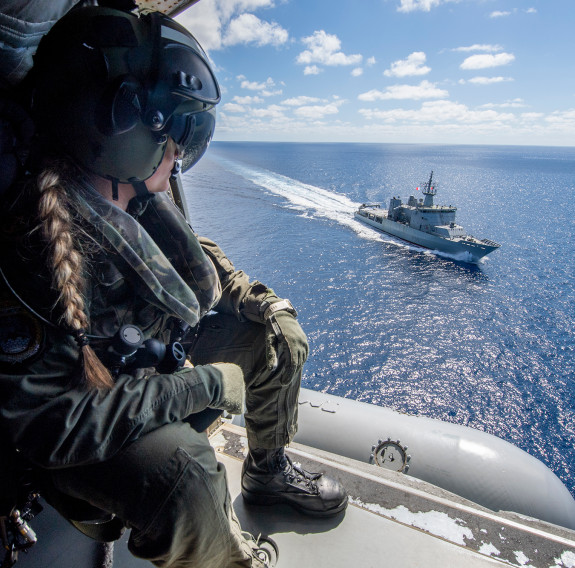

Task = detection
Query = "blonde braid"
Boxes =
[37,166,114,389]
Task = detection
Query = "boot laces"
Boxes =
[283,455,322,494]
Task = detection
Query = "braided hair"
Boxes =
[36,164,113,389]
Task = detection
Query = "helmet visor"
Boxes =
[169,107,216,173]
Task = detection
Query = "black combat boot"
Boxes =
[241,447,348,517]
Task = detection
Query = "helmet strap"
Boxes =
[132,180,151,198]
[112,178,119,201]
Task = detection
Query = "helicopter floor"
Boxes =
[14,422,575,568]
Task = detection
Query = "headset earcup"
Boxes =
[96,75,142,136]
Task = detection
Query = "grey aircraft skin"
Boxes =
[355,171,501,263]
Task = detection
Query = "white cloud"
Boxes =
[453,44,504,53]
[385,52,431,77]
[397,0,447,12]
[223,13,288,46]
[352,68,363,77]
[297,30,362,67]
[464,76,514,85]
[219,95,346,129]
[488,8,536,18]
[176,0,287,51]
[222,102,246,113]
[217,0,276,19]
[239,76,276,90]
[176,1,223,50]
[480,99,527,109]
[251,104,287,119]
[397,0,461,12]
[282,96,325,106]
[359,100,515,125]
[294,102,343,119]
[260,89,283,97]
[521,112,543,120]
[216,100,575,146]
[545,109,575,124]
[359,80,448,101]
[367,57,377,66]
[460,52,515,70]
[232,95,264,104]
[303,65,322,75]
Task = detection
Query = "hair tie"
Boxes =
[75,330,90,348]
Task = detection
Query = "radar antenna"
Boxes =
[422,171,437,196]
[422,171,437,207]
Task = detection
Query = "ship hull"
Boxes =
[354,212,498,262]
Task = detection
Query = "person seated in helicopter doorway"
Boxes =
[0,4,347,568]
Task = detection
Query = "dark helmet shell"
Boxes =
[30,6,220,182]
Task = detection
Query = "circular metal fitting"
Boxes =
[370,438,411,473]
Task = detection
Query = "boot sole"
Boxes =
[241,486,348,518]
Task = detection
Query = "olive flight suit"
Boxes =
[0,185,305,567]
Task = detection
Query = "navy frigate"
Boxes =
[355,171,501,262]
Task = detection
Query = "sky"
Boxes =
[176,0,575,146]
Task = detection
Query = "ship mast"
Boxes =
[422,171,436,207]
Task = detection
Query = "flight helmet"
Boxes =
[30,6,220,188]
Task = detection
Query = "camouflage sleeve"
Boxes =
[0,326,234,468]
[198,236,283,324]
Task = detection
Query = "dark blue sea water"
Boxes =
[182,142,575,496]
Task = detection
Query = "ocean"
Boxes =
[182,142,575,497]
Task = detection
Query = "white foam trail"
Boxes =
[213,155,383,242]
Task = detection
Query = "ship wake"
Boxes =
[211,156,383,242]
